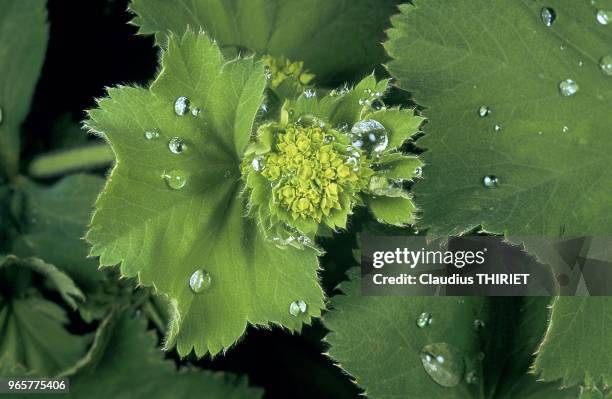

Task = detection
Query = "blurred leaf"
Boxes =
[0,0,48,178]
[129,0,402,85]
[0,255,90,376]
[42,310,263,399]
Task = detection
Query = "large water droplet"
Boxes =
[350,120,389,153]
[189,269,211,293]
[596,9,612,25]
[289,300,307,316]
[252,156,265,172]
[540,7,556,27]
[559,79,579,96]
[416,312,433,328]
[174,96,190,116]
[483,175,499,188]
[144,129,160,140]
[163,170,188,190]
[168,137,186,154]
[599,55,612,75]
[420,343,465,388]
[478,105,491,117]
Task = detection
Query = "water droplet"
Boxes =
[415,167,423,177]
[599,55,612,75]
[478,105,491,117]
[559,79,579,96]
[337,122,349,132]
[371,99,385,110]
[174,96,190,116]
[596,9,612,25]
[163,170,188,190]
[494,124,503,132]
[540,7,556,27]
[168,137,186,154]
[559,43,566,50]
[483,175,499,188]
[562,126,570,133]
[264,66,272,80]
[416,312,432,328]
[473,319,486,331]
[260,103,269,113]
[189,269,211,293]
[420,343,465,388]
[465,371,478,384]
[363,88,373,95]
[289,300,307,316]
[252,156,265,172]
[350,120,389,153]
[304,89,316,99]
[144,129,160,140]
[358,98,370,106]
[191,107,201,117]
[578,60,584,67]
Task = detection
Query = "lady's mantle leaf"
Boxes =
[324,269,578,399]
[386,0,612,237]
[85,31,324,357]
[0,0,48,178]
[385,0,612,387]
[0,256,90,376]
[24,311,263,398]
[129,0,402,85]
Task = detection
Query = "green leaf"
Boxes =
[534,297,612,388]
[0,0,48,178]
[85,31,324,357]
[11,174,106,292]
[324,269,578,399]
[366,194,416,226]
[24,311,263,399]
[0,256,90,376]
[386,0,612,238]
[386,1,612,388]
[129,0,402,84]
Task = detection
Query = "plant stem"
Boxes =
[28,144,114,178]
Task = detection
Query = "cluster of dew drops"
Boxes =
[414,311,485,387]
[143,95,310,317]
[477,4,611,191]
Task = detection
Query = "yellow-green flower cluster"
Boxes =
[262,55,315,90]
[260,123,368,223]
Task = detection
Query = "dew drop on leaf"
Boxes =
[289,300,307,316]
[144,129,160,140]
[303,89,316,99]
[189,269,212,293]
[599,55,612,75]
[540,7,556,27]
[483,175,499,188]
[559,79,579,96]
[252,155,265,172]
[494,124,502,132]
[596,9,612,25]
[174,96,190,115]
[168,137,186,154]
[478,105,491,117]
[416,312,432,328]
[415,167,423,177]
[562,126,570,133]
[191,107,201,117]
[473,319,486,331]
[350,119,389,153]
[420,343,465,387]
[465,371,478,384]
[163,170,188,190]
[358,98,371,106]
